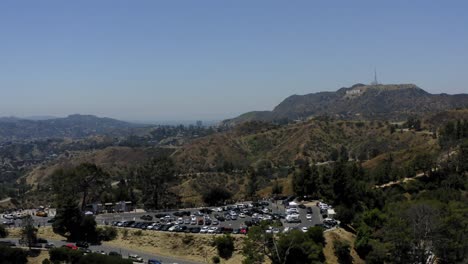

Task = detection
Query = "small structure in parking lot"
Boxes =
[85,201,134,214]
[327,208,336,219]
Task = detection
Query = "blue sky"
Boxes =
[0,1,467,121]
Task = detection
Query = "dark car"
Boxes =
[76,241,89,248]
[45,242,55,249]
[109,251,122,257]
[148,259,162,264]
[0,241,16,247]
[154,213,167,218]
[298,204,306,209]
[47,218,56,223]
[37,238,48,244]
[140,215,153,221]
[232,229,240,234]
[190,227,201,233]
[122,221,135,227]
[199,208,213,214]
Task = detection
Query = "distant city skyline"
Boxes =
[1,1,467,121]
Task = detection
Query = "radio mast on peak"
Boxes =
[371,68,379,85]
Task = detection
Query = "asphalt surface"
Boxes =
[0,238,201,264]
[93,200,323,231]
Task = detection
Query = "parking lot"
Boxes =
[1,199,337,235]
[94,199,331,234]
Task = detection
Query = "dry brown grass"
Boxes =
[27,251,49,264]
[323,228,364,264]
[9,226,245,263]
[7,226,65,241]
[108,228,245,264]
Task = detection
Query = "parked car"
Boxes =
[2,220,14,226]
[108,251,122,257]
[200,226,209,233]
[0,241,16,247]
[128,254,144,263]
[36,211,48,217]
[140,215,153,221]
[148,259,162,264]
[306,214,312,220]
[63,244,78,250]
[36,238,48,243]
[45,243,55,249]
[76,241,89,248]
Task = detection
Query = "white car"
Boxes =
[301,227,309,233]
[263,214,272,220]
[168,225,178,232]
[306,214,312,220]
[215,207,223,212]
[3,214,14,219]
[177,218,184,224]
[129,254,144,263]
[262,208,269,214]
[239,213,246,218]
[200,226,209,233]
[229,211,237,216]
[208,227,218,233]
[147,223,158,229]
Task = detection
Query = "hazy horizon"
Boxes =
[1,1,467,121]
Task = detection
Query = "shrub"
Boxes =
[97,226,118,241]
[0,224,8,238]
[0,246,28,264]
[182,235,193,245]
[122,228,129,239]
[212,256,221,263]
[42,259,51,264]
[213,235,234,259]
[133,230,143,236]
[49,247,83,264]
[334,240,352,264]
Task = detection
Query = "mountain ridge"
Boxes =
[0,114,146,141]
[223,83,468,125]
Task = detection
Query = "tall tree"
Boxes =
[136,157,175,209]
[20,216,37,250]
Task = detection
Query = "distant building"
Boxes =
[196,120,203,127]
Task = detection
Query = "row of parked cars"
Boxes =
[111,220,249,235]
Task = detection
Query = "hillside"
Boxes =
[0,114,144,141]
[23,146,172,187]
[223,84,468,125]
[173,118,437,172]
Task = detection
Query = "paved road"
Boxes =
[0,238,201,264]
